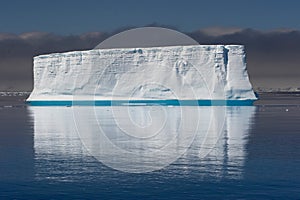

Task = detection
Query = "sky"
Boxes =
[1,0,300,34]
[0,0,300,91]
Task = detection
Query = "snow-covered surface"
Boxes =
[27,45,257,101]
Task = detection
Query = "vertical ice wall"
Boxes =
[27,45,257,102]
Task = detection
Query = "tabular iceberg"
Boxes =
[27,45,257,106]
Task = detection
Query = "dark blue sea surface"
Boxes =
[0,93,299,199]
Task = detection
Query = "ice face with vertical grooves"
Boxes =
[27,45,257,104]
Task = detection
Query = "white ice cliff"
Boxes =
[27,45,257,104]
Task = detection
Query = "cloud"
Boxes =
[0,27,300,91]
[199,26,244,37]
[188,28,300,89]
[0,32,109,91]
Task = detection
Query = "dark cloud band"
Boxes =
[0,28,299,91]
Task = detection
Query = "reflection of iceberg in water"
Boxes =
[197,107,255,179]
[32,107,89,182]
[30,106,255,178]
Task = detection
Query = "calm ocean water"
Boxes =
[0,93,299,199]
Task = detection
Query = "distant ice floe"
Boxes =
[0,91,30,96]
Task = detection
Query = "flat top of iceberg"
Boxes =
[35,44,245,59]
